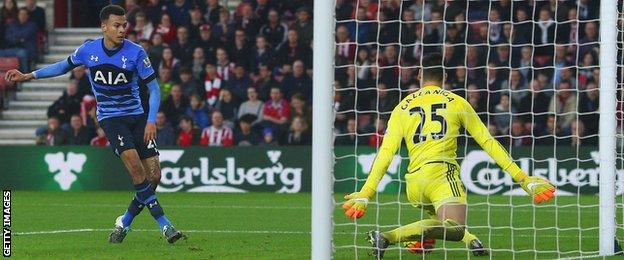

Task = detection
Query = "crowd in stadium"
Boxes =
[334,0,600,147]
[0,0,602,147]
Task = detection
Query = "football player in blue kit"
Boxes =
[6,5,185,244]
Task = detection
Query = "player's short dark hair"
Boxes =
[421,53,444,83]
[100,5,125,22]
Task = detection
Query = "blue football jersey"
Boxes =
[68,38,155,121]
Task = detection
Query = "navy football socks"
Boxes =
[121,179,171,230]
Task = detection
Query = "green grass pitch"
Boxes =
[9,191,622,259]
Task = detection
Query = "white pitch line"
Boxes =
[13,229,600,239]
[17,203,596,213]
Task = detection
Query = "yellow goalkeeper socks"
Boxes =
[381,219,465,244]
[461,230,478,244]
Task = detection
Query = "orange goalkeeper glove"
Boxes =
[519,176,556,204]
[342,187,375,220]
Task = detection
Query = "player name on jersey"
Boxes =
[400,88,455,110]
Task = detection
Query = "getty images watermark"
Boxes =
[3,189,10,257]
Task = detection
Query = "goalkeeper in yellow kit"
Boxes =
[342,53,556,258]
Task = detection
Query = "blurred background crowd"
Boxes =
[333,0,601,148]
[0,0,606,148]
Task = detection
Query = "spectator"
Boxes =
[204,0,224,25]
[130,12,154,41]
[259,127,277,146]
[187,7,205,40]
[334,118,361,145]
[261,86,290,135]
[143,0,165,24]
[579,21,598,59]
[293,7,313,47]
[548,80,577,131]
[70,66,92,98]
[161,84,189,125]
[368,117,386,147]
[215,47,235,81]
[214,9,235,44]
[177,115,201,146]
[156,111,175,146]
[238,87,264,125]
[190,46,207,80]
[466,84,488,121]
[236,3,261,41]
[66,114,94,145]
[197,24,221,64]
[171,26,195,66]
[568,119,597,146]
[376,83,399,120]
[214,88,238,128]
[36,117,66,146]
[259,9,288,49]
[228,64,252,101]
[335,25,356,65]
[579,81,599,136]
[508,120,531,146]
[275,29,311,69]
[512,7,532,45]
[185,94,210,129]
[148,33,165,66]
[229,29,252,68]
[0,0,17,25]
[533,7,555,57]
[519,79,552,128]
[536,114,559,145]
[493,94,514,134]
[289,93,311,124]
[577,0,598,20]
[166,0,191,26]
[179,66,201,97]
[158,47,181,76]
[158,67,175,101]
[24,0,45,32]
[47,80,82,125]
[282,60,312,101]
[124,0,141,25]
[90,128,109,146]
[249,35,274,73]
[234,114,260,146]
[155,13,176,44]
[3,8,37,71]
[285,116,311,145]
[200,110,234,146]
[203,63,222,108]
[506,69,529,109]
[254,64,278,101]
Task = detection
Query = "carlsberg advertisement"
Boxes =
[0,146,617,195]
[0,146,309,193]
[334,146,622,195]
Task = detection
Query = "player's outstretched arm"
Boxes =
[460,100,555,204]
[343,108,403,219]
[144,78,161,142]
[5,59,74,83]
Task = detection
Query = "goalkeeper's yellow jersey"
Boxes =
[362,85,525,192]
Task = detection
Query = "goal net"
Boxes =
[326,0,622,258]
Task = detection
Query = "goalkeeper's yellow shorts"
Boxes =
[405,161,467,211]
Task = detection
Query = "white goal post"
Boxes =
[598,0,617,256]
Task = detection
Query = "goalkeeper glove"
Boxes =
[519,176,556,204]
[342,187,375,220]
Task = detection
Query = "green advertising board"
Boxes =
[0,146,612,195]
[0,146,311,193]
[334,146,610,195]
